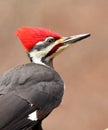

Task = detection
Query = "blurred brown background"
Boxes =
[0,0,108,130]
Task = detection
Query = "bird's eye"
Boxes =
[45,37,55,43]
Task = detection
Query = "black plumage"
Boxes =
[0,63,64,130]
[0,26,90,130]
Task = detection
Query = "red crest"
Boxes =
[16,27,61,51]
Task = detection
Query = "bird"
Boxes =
[0,26,90,130]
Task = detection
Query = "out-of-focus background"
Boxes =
[0,0,108,130]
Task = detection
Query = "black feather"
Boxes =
[0,63,64,130]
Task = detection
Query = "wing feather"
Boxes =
[0,63,64,130]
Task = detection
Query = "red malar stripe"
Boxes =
[46,43,62,57]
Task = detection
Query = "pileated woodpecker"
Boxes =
[0,27,90,130]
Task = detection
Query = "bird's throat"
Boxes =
[28,51,53,68]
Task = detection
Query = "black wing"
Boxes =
[0,63,64,130]
[0,92,36,130]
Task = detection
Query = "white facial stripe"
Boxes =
[28,111,37,121]
[29,40,59,63]
[36,37,54,46]
[36,41,43,45]
[29,39,66,66]
[29,49,48,66]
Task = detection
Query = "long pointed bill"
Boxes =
[61,33,91,45]
[46,33,91,59]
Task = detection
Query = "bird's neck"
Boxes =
[28,52,54,68]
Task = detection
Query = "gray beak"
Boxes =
[62,33,91,45]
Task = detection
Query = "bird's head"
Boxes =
[16,26,90,67]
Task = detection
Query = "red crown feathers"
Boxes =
[16,27,62,51]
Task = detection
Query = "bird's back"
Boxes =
[0,63,64,130]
